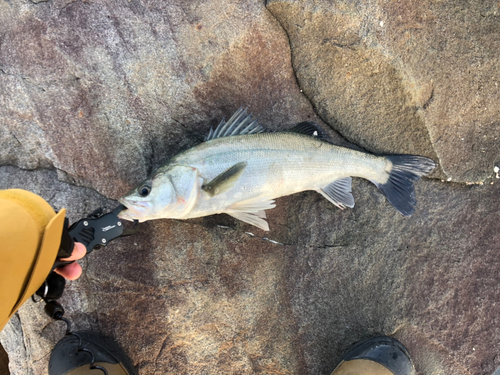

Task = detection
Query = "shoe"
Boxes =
[48,331,138,375]
[331,336,414,375]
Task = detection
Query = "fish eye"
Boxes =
[138,183,151,197]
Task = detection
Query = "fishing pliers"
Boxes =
[35,205,138,305]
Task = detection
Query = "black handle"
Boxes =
[38,205,138,301]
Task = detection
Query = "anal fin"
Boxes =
[317,177,355,209]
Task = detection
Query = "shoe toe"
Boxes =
[48,332,137,375]
[340,336,414,375]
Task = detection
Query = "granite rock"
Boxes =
[267,0,500,182]
[0,0,329,198]
[2,165,500,375]
[1,0,500,374]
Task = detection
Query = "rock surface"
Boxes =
[267,0,500,183]
[0,0,499,374]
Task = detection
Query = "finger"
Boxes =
[60,242,86,261]
[54,261,83,281]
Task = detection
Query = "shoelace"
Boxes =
[38,299,109,375]
[60,317,108,375]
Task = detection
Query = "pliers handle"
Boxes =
[36,205,138,301]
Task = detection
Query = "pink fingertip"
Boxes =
[54,261,82,281]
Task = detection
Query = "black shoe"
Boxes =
[49,331,138,375]
[331,336,414,375]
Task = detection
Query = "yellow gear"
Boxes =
[0,189,66,331]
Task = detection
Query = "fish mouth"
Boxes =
[117,198,150,221]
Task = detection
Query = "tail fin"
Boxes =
[372,155,436,216]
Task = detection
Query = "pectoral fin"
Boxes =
[202,162,247,197]
[225,197,276,231]
[317,177,355,209]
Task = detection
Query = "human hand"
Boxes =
[53,242,86,280]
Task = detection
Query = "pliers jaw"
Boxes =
[68,204,138,255]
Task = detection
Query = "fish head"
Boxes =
[118,165,202,222]
[118,171,176,222]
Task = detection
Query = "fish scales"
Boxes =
[171,132,386,210]
[119,108,435,230]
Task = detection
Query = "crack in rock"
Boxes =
[264,4,327,131]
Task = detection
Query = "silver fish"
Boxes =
[118,108,435,230]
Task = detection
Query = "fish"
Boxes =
[118,108,436,231]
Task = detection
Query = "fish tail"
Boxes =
[371,155,436,216]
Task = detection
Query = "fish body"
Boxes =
[119,109,435,230]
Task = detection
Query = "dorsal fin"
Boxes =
[205,108,265,141]
[287,121,327,139]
